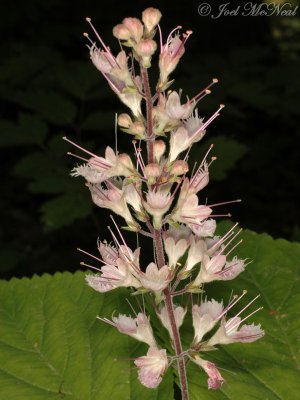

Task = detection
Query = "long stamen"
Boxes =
[209,223,239,253]
[192,78,218,103]
[85,17,116,64]
[157,23,163,53]
[232,295,260,321]
[227,306,263,333]
[63,137,111,169]
[77,248,103,263]
[226,239,243,257]
[191,104,224,139]
[190,144,214,185]
[172,30,192,60]
[208,199,242,208]
[215,229,242,257]
[67,152,90,163]
[126,298,138,317]
[218,290,247,320]
[80,261,101,272]
[110,216,135,262]
[166,25,182,46]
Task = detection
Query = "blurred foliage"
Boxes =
[0,0,299,278]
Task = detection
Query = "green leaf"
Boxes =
[0,229,299,399]
[40,191,92,231]
[187,227,300,399]
[0,114,48,147]
[210,136,248,181]
[11,90,77,125]
[0,272,174,400]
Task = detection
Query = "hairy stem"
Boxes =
[154,229,189,400]
[141,67,154,164]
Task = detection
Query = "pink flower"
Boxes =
[193,254,246,286]
[70,145,135,183]
[208,316,264,346]
[172,180,212,227]
[87,181,138,230]
[192,356,225,390]
[135,347,168,389]
[97,240,119,265]
[166,91,195,120]
[192,300,223,343]
[85,258,141,293]
[184,236,206,272]
[163,225,191,268]
[190,219,216,237]
[158,28,192,87]
[98,312,157,347]
[143,190,173,228]
[140,263,171,292]
[157,304,186,340]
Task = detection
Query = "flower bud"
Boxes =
[113,24,131,41]
[118,153,134,171]
[118,113,132,128]
[153,140,166,162]
[135,39,157,68]
[144,163,161,183]
[131,121,145,136]
[142,7,162,33]
[170,160,189,176]
[122,17,144,43]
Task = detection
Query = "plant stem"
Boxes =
[141,67,154,164]
[154,229,189,400]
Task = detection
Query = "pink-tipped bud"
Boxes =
[113,24,131,40]
[122,17,144,43]
[153,140,166,162]
[131,121,145,136]
[118,113,132,128]
[170,160,189,176]
[118,153,134,171]
[144,163,161,181]
[135,39,157,68]
[142,7,162,33]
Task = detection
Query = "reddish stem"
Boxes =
[141,67,154,164]
[153,229,189,400]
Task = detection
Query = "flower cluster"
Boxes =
[66,7,264,398]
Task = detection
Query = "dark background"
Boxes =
[1,0,299,279]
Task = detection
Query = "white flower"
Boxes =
[192,299,223,343]
[193,254,246,286]
[88,182,138,229]
[184,236,206,272]
[172,181,212,227]
[140,263,171,292]
[166,91,195,120]
[189,162,209,194]
[159,29,192,87]
[71,164,108,184]
[163,225,191,268]
[191,219,216,238]
[124,183,144,214]
[97,240,119,264]
[135,347,169,389]
[143,190,173,229]
[157,304,186,340]
[107,312,157,347]
[85,257,141,293]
